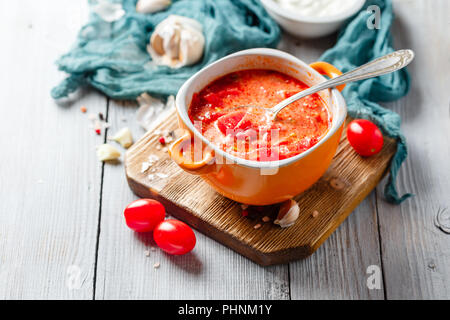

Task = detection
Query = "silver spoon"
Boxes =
[237,49,414,119]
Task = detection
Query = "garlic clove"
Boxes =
[97,144,121,161]
[151,34,165,56]
[136,0,171,14]
[110,127,133,148]
[274,199,300,228]
[147,15,205,68]
[178,26,204,66]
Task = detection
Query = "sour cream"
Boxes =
[274,0,359,18]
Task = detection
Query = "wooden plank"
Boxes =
[0,0,104,299]
[290,193,384,299]
[94,100,290,299]
[282,35,385,298]
[375,0,450,299]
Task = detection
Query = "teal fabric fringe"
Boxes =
[320,0,412,203]
[51,0,280,100]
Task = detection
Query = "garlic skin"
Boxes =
[274,199,300,228]
[136,0,171,14]
[97,144,121,161]
[136,93,175,130]
[92,0,125,22]
[147,15,205,68]
[110,127,133,148]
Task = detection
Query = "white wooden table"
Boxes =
[1,0,449,300]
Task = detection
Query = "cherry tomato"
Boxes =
[124,199,165,232]
[347,119,384,157]
[153,219,196,255]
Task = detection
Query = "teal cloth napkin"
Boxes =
[320,0,411,204]
[51,0,280,100]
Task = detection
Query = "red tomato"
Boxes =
[153,219,196,255]
[347,119,384,157]
[216,110,246,134]
[124,199,165,232]
[203,92,222,106]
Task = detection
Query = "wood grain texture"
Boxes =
[375,0,450,299]
[0,0,103,299]
[290,193,384,299]
[125,110,396,266]
[279,35,385,299]
[94,100,290,299]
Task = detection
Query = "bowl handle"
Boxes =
[310,62,346,92]
[168,130,216,175]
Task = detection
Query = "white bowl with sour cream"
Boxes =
[261,0,365,38]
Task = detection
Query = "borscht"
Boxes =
[188,69,331,161]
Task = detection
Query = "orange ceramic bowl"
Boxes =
[169,48,347,205]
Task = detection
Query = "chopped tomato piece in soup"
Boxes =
[188,69,331,161]
[216,110,246,134]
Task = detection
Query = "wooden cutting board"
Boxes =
[125,110,396,266]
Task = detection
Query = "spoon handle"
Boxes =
[272,49,415,117]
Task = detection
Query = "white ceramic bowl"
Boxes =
[261,0,365,38]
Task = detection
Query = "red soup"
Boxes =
[188,69,331,161]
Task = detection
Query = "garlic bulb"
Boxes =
[136,0,171,14]
[110,127,133,148]
[147,15,205,68]
[274,199,300,228]
[97,144,121,161]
